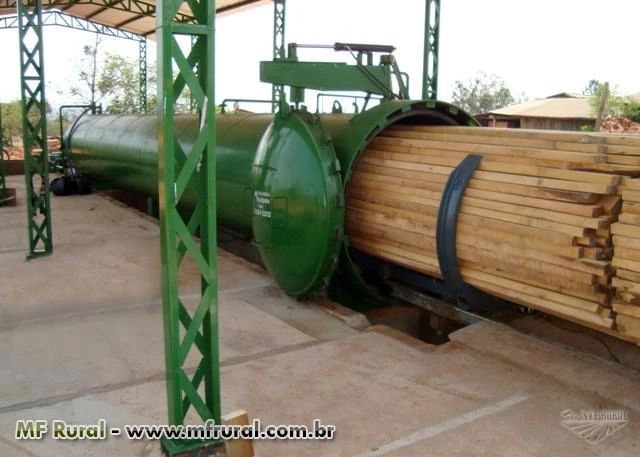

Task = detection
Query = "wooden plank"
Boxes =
[223,410,255,457]
[462,196,605,228]
[611,257,640,272]
[459,204,588,237]
[619,212,640,225]
[466,277,614,330]
[622,202,640,215]
[613,235,640,250]
[465,188,601,217]
[381,128,603,152]
[607,154,640,165]
[622,177,640,189]
[622,189,640,202]
[617,268,640,283]
[461,268,602,313]
[460,259,604,303]
[468,178,602,204]
[616,314,640,339]
[611,223,640,237]
[457,224,584,258]
[455,231,595,274]
[373,136,604,164]
[572,163,640,176]
[612,302,640,318]
[399,124,640,147]
[612,246,640,261]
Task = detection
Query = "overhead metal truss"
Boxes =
[422,0,440,100]
[18,0,53,258]
[156,0,220,454]
[0,9,146,40]
[0,0,194,33]
[1,10,149,114]
[271,0,285,112]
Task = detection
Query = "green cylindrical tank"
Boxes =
[67,101,475,298]
[69,112,273,235]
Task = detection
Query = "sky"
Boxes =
[0,0,639,111]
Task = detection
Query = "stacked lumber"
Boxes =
[611,178,640,343]
[346,124,640,345]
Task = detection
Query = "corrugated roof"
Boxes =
[0,0,268,38]
[488,96,594,119]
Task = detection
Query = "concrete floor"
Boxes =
[1,175,640,457]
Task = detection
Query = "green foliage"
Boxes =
[1,100,51,145]
[583,79,600,96]
[1,100,24,143]
[623,101,640,122]
[587,80,640,122]
[99,53,140,114]
[579,124,594,132]
[451,72,516,115]
[69,36,140,114]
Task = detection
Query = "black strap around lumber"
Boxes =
[436,153,495,307]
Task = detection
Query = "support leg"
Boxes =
[18,0,52,258]
[0,102,5,191]
[157,0,221,454]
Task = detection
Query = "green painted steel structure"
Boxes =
[0,10,147,41]
[138,39,147,113]
[18,0,53,258]
[1,0,194,31]
[422,0,440,99]
[156,0,220,453]
[0,102,5,192]
[271,0,285,112]
[0,10,149,115]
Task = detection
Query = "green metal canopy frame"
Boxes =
[0,10,149,116]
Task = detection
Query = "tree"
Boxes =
[99,53,140,114]
[583,79,601,96]
[451,72,516,115]
[586,80,640,122]
[1,99,52,146]
[70,35,105,107]
[66,36,195,115]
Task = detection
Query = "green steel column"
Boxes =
[422,0,440,100]
[157,0,220,453]
[0,102,5,191]
[271,0,286,112]
[138,38,147,113]
[18,0,52,258]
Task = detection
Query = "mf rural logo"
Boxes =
[561,409,629,444]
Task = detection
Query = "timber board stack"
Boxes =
[612,178,640,343]
[347,125,640,345]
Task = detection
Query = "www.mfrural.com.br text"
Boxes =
[15,418,336,441]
